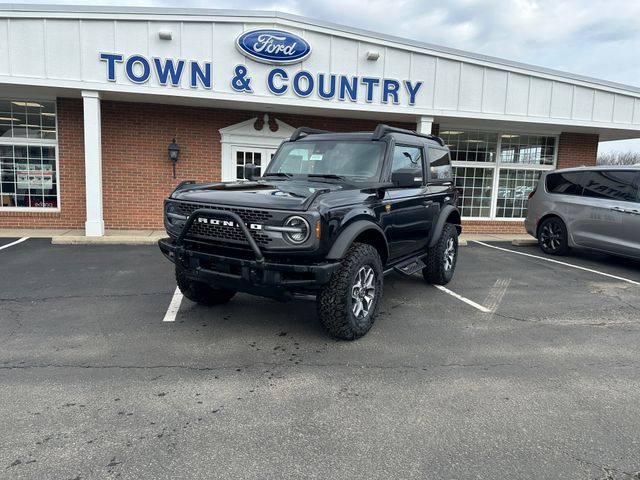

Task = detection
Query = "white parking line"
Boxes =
[162,287,183,322]
[434,285,492,313]
[472,240,640,286]
[0,237,29,251]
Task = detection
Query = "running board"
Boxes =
[393,257,426,276]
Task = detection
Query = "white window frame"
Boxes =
[219,114,295,182]
[0,97,60,212]
[443,126,558,220]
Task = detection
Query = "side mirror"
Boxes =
[244,163,260,181]
[391,169,422,188]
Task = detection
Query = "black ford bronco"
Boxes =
[159,124,461,340]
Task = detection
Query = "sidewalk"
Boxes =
[0,229,537,246]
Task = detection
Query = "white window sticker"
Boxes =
[309,154,323,161]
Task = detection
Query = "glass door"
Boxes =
[231,146,277,180]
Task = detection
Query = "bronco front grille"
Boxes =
[176,202,273,246]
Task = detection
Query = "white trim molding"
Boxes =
[82,90,104,236]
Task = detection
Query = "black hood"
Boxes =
[170,179,351,211]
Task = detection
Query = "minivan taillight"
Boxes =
[528,188,536,200]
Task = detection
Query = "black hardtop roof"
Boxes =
[288,124,446,147]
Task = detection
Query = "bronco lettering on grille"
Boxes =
[196,217,263,230]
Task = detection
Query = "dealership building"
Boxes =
[1,4,640,235]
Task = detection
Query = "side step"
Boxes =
[393,257,426,276]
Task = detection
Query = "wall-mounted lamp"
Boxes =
[366,50,380,61]
[168,137,180,178]
[159,30,173,40]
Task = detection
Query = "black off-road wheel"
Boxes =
[175,267,236,306]
[317,243,383,340]
[422,223,458,285]
[538,217,569,255]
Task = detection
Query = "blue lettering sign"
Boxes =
[382,79,400,104]
[267,68,289,95]
[292,71,314,97]
[100,53,123,82]
[153,58,185,86]
[404,81,423,106]
[190,61,212,89]
[125,55,151,84]
[318,74,336,100]
[361,77,380,103]
[339,76,358,102]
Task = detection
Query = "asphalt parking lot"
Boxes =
[1,237,640,479]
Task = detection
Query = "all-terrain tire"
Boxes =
[317,243,383,340]
[537,217,569,255]
[422,223,458,285]
[175,267,236,306]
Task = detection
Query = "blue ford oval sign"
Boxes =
[236,29,312,65]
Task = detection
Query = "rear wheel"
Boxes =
[317,243,383,340]
[538,217,569,255]
[423,223,458,285]
[175,267,236,305]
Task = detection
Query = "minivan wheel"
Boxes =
[538,217,569,255]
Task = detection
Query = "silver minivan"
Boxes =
[525,166,640,258]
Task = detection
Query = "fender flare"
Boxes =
[428,205,461,248]
[325,220,389,261]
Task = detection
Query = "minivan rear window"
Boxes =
[581,170,638,202]
[546,172,584,196]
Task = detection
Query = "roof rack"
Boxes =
[290,127,332,142]
[372,124,445,146]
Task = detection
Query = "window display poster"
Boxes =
[15,163,53,189]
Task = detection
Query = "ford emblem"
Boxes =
[236,29,312,65]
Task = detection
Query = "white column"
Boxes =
[82,90,104,237]
[417,116,434,135]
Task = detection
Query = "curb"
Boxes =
[511,239,538,246]
[52,236,163,246]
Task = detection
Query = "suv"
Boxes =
[526,165,640,258]
[159,124,461,340]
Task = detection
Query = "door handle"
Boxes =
[611,206,640,215]
[610,206,626,213]
[423,200,434,206]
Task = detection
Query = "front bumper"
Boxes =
[158,237,339,301]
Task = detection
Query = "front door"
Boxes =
[381,144,434,260]
[231,146,277,180]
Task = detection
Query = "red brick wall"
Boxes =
[0,98,86,229]
[461,220,527,234]
[556,132,599,169]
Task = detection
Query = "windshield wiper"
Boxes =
[263,172,293,178]
[306,174,346,180]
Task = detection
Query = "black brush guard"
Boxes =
[158,208,339,301]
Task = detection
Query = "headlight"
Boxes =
[165,202,186,230]
[283,216,310,244]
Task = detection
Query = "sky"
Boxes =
[4,0,640,154]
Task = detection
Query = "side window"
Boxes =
[546,172,584,196]
[391,145,424,183]
[581,170,638,202]
[427,148,453,180]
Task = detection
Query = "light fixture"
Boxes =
[168,137,180,178]
[158,30,173,40]
[0,116,18,121]
[11,101,43,108]
[465,139,486,143]
[366,50,380,61]
[41,112,56,117]
[501,134,520,138]
[440,130,464,135]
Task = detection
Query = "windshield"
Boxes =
[266,141,385,181]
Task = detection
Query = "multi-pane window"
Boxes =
[0,99,58,209]
[441,129,557,219]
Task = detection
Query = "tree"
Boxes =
[597,151,640,165]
